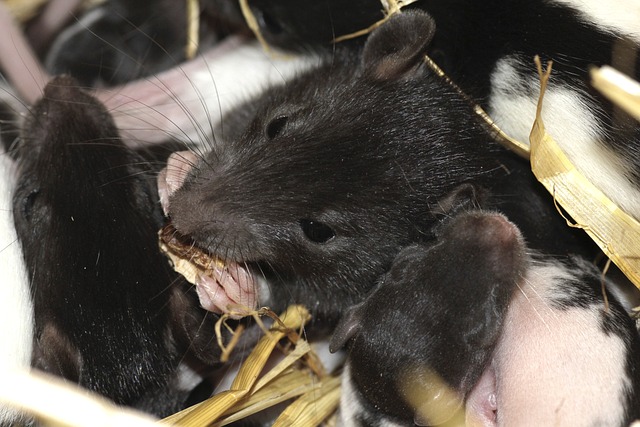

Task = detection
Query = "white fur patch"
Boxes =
[0,153,33,425]
[550,0,640,43]
[491,261,629,425]
[338,363,365,427]
[488,57,640,219]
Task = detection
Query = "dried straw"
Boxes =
[0,369,161,427]
[530,57,640,292]
[425,48,640,293]
[591,65,640,122]
[161,305,340,426]
[185,0,199,59]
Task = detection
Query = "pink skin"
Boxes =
[100,35,313,148]
[157,151,199,216]
[159,151,258,318]
[465,263,629,426]
[465,364,498,426]
[96,35,315,148]
[195,263,258,318]
[0,1,49,105]
[26,0,84,53]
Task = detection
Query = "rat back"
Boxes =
[12,75,188,412]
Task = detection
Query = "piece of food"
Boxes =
[159,224,258,316]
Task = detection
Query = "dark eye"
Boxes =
[300,219,335,243]
[256,9,284,36]
[22,189,40,220]
[266,115,288,139]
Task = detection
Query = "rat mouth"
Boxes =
[464,362,499,426]
[157,152,273,318]
[159,224,263,319]
[194,260,259,318]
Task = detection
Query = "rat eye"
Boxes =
[22,189,40,220]
[300,219,335,243]
[266,115,288,139]
[256,9,284,36]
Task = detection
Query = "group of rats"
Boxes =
[0,0,640,425]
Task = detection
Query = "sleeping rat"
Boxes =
[331,209,640,426]
[9,75,228,416]
[161,11,596,326]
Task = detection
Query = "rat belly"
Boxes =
[466,262,631,426]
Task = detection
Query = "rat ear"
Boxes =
[329,301,366,353]
[433,183,488,216]
[362,10,436,81]
[32,323,82,382]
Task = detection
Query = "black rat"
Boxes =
[224,0,640,224]
[161,11,595,327]
[9,75,231,416]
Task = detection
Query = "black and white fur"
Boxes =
[157,9,640,422]
[1,1,636,424]
[34,0,640,221]
[331,210,640,426]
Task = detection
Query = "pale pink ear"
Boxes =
[329,301,366,353]
[362,10,436,81]
[432,183,486,216]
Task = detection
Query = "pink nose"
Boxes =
[157,150,199,215]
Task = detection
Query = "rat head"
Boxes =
[330,210,527,425]
[166,11,497,321]
[13,75,162,264]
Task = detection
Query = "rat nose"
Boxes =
[158,150,199,215]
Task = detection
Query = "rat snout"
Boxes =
[158,150,199,215]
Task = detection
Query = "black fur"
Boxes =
[228,0,640,183]
[233,0,638,96]
[167,11,594,326]
[45,0,247,86]
[331,210,526,425]
[11,75,222,415]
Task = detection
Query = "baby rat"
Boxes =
[10,75,224,415]
[162,11,595,325]
[330,209,525,426]
[331,210,640,426]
